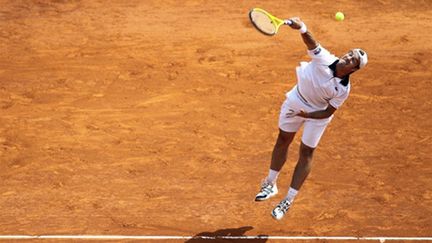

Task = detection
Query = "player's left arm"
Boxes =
[296,105,336,119]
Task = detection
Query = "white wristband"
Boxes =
[299,23,307,34]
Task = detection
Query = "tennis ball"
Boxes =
[335,12,344,21]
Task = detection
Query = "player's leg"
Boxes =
[255,98,303,202]
[270,99,304,182]
[290,117,332,191]
[271,142,315,220]
[271,117,331,219]
[270,129,296,172]
[255,130,297,202]
[290,142,315,190]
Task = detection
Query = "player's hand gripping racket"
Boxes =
[249,8,292,36]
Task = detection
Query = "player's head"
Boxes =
[337,49,368,76]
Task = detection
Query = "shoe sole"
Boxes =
[254,191,278,201]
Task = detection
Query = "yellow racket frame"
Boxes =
[249,8,290,36]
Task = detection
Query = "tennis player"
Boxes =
[254,17,368,220]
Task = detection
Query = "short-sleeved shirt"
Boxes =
[290,45,351,110]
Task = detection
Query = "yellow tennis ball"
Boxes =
[335,12,344,21]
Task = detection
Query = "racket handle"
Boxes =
[284,19,293,25]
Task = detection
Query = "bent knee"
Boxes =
[277,130,295,145]
[300,142,315,158]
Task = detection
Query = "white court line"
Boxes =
[0,235,431,241]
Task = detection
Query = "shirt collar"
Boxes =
[329,60,350,86]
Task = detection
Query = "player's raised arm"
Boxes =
[286,17,318,50]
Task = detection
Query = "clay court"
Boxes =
[0,0,431,242]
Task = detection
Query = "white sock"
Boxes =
[266,169,279,184]
[286,187,298,203]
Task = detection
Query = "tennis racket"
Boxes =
[249,8,292,36]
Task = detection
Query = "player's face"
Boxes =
[339,50,360,73]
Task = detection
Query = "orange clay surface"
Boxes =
[0,0,431,241]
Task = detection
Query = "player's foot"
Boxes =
[271,198,291,220]
[255,180,278,201]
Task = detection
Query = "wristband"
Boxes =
[299,23,307,34]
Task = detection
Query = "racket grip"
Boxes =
[284,19,293,25]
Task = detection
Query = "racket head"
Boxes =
[249,8,284,36]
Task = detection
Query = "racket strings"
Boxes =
[250,10,277,35]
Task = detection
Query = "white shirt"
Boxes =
[289,45,350,110]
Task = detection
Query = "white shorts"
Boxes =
[278,88,333,148]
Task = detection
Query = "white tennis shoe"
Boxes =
[271,198,292,220]
[255,180,278,201]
